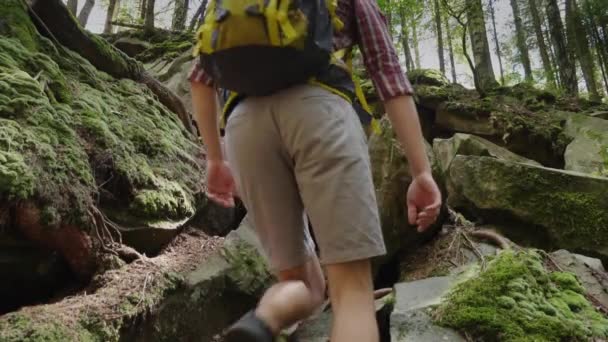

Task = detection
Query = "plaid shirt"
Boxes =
[189,0,414,101]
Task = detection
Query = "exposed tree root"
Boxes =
[468,228,512,250]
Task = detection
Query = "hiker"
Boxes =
[190,0,442,341]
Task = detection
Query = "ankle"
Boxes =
[254,307,281,335]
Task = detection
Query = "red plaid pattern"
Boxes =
[189,0,414,100]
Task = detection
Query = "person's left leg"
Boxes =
[254,255,326,334]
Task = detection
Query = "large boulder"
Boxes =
[369,119,447,267]
[433,133,540,174]
[563,113,608,176]
[446,156,608,265]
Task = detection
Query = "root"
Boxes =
[469,228,511,250]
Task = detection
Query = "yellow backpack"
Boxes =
[194,0,380,133]
[193,0,342,96]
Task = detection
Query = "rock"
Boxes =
[563,113,608,176]
[0,233,72,314]
[435,101,497,137]
[433,133,540,174]
[161,52,196,111]
[407,69,450,87]
[590,111,608,120]
[446,156,608,265]
[121,219,273,342]
[390,277,465,341]
[117,219,186,256]
[550,250,608,309]
[369,118,447,269]
[113,37,151,57]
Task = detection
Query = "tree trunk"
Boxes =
[466,0,498,91]
[433,0,446,75]
[140,0,147,21]
[412,19,421,69]
[488,0,505,84]
[567,0,600,100]
[144,0,156,33]
[103,0,119,34]
[172,0,189,31]
[31,0,194,133]
[445,15,457,83]
[188,0,208,31]
[67,0,78,15]
[510,0,533,81]
[77,0,95,27]
[528,0,556,87]
[547,0,577,94]
[399,8,414,71]
[565,0,580,93]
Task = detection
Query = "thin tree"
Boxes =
[442,0,483,94]
[583,0,608,91]
[144,0,156,33]
[140,0,147,22]
[433,0,446,75]
[510,0,533,81]
[172,0,190,31]
[547,0,577,94]
[528,0,556,87]
[568,0,600,100]
[466,0,498,91]
[77,0,95,27]
[399,6,415,71]
[103,0,119,34]
[488,0,505,84]
[189,0,208,31]
[412,19,421,69]
[67,0,78,15]
[445,15,458,83]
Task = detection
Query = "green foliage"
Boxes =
[437,250,608,341]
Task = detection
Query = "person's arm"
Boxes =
[355,0,440,230]
[191,82,223,161]
[384,96,431,177]
[190,63,235,207]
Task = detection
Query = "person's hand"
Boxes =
[407,172,442,232]
[206,159,236,208]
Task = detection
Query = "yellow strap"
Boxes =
[265,0,281,45]
[343,49,381,135]
[221,91,240,128]
[277,0,298,44]
[308,78,352,104]
[326,0,344,31]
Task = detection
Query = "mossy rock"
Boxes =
[0,0,204,263]
[446,156,608,265]
[407,69,450,87]
[436,250,608,341]
[433,133,540,174]
[562,112,608,177]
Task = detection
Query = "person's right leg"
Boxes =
[326,259,378,342]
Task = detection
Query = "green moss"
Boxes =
[0,0,40,51]
[0,313,98,342]
[407,69,450,87]
[0,7,202,229]
[436,250,608,341]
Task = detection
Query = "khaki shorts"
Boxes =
[224,85,386,271]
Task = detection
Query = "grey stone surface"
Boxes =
[551,249,608,308]
[390,277,465,342]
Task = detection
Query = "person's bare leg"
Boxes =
[326,259,378,342]
[254,255,326,334]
